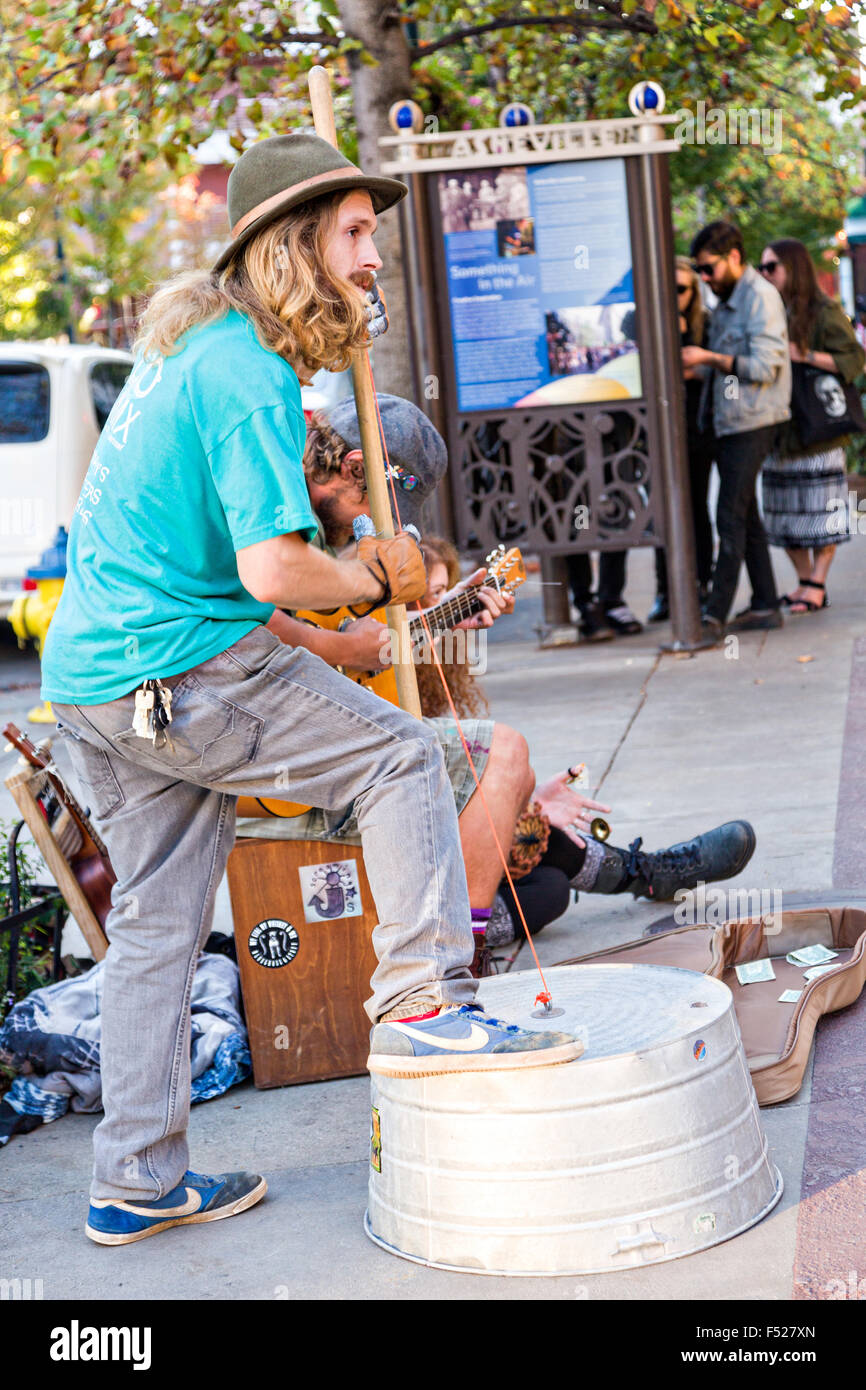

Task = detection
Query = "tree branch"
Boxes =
[409,7,657,62]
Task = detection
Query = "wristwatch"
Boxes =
[806,349,816,365]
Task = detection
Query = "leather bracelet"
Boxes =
[347,561,392,619]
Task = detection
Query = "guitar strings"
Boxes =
[367,361,555,1011]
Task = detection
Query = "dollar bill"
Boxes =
[786,944,838,966]
[803,963,839,981]
[778,989,802,1004]
[735,959,777,985]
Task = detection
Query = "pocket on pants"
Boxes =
[113,675,264,780]
[54,725,125,820]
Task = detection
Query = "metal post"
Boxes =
[634,137,702,649]
[402,171,455,540]
[537,555,577,646]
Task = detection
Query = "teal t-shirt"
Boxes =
[41,309,318,704]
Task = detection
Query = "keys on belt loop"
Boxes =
[133,679,174,751]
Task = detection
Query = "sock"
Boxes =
[378,1002,443,1023]
[485,892,517,948]
[471,907,491,937]
[569,835,607,891]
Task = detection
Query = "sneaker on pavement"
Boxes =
[586,820,757,901]
[604,603,644,635]
[727,606,783,632]
[85,1169,267,1246]
[367,1004,583,1078]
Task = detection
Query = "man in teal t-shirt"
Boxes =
[45,132,581,1250]
[41,309,319,703]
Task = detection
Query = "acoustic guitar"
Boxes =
[239,545,526,820]
[3,722,117,927]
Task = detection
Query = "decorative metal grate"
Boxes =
[450,403,662,555]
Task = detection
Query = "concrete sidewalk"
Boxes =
[0,536,863,1300]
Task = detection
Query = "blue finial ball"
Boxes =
[499,102,534,128]
[627,81,666,117]
[388,99,424,134]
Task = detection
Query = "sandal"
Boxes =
[786,581,828,614]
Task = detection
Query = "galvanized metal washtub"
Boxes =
[365,963,783,1276]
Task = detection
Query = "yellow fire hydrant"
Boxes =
[8,527,67,724]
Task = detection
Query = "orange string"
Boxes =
[367,360,554,1010]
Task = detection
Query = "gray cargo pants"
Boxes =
[52,626,477,1200]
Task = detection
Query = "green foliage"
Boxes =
[667,64,860,264]
[0,824,58,1037]
[1,0,864,337]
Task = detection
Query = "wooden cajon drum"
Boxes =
[227,836,378,1088]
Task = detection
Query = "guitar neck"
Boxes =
[409,584,484,641]
[3,724,112,863]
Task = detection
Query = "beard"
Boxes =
[315,492,350,549]
[714,265,738,301]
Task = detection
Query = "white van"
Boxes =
[0,343,133,617]
[0,346,352,618]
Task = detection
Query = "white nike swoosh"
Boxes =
[120,1188,203,1219]
[388,1020,491,1052]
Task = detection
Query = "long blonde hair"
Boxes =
[677,255,707,342]
[135,191,370,375]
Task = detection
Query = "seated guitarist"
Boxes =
[244,397,757,950]
[242,394,545,945]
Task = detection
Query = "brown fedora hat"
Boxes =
[213,131,407,273]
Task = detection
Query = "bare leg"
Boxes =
[809,544,836,586]
[786,546,814,598]
[789,544,836,611]
[458,723,534,908]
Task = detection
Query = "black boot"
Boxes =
[586,820,756,901]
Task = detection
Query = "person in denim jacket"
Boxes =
[683,221,791,635]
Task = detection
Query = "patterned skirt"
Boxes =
[762,445,851,549]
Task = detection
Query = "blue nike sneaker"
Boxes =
[367,1004,583,1078]
[85,1169,267,1246]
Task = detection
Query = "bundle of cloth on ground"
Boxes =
[0,949,250,1147]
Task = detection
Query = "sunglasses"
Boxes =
[758,259,779,274]
[695,261,721,279]
[676,284,691,296]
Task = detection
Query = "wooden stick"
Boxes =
[308,65,422,718]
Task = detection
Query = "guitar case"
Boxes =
[557,905,866,1105]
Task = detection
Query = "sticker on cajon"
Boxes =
[227,837,378,1087]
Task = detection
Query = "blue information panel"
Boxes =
[437,158,641,411]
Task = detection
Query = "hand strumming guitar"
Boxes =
[437,568,516,630]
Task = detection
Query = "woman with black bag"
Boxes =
[759,238,865,613]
